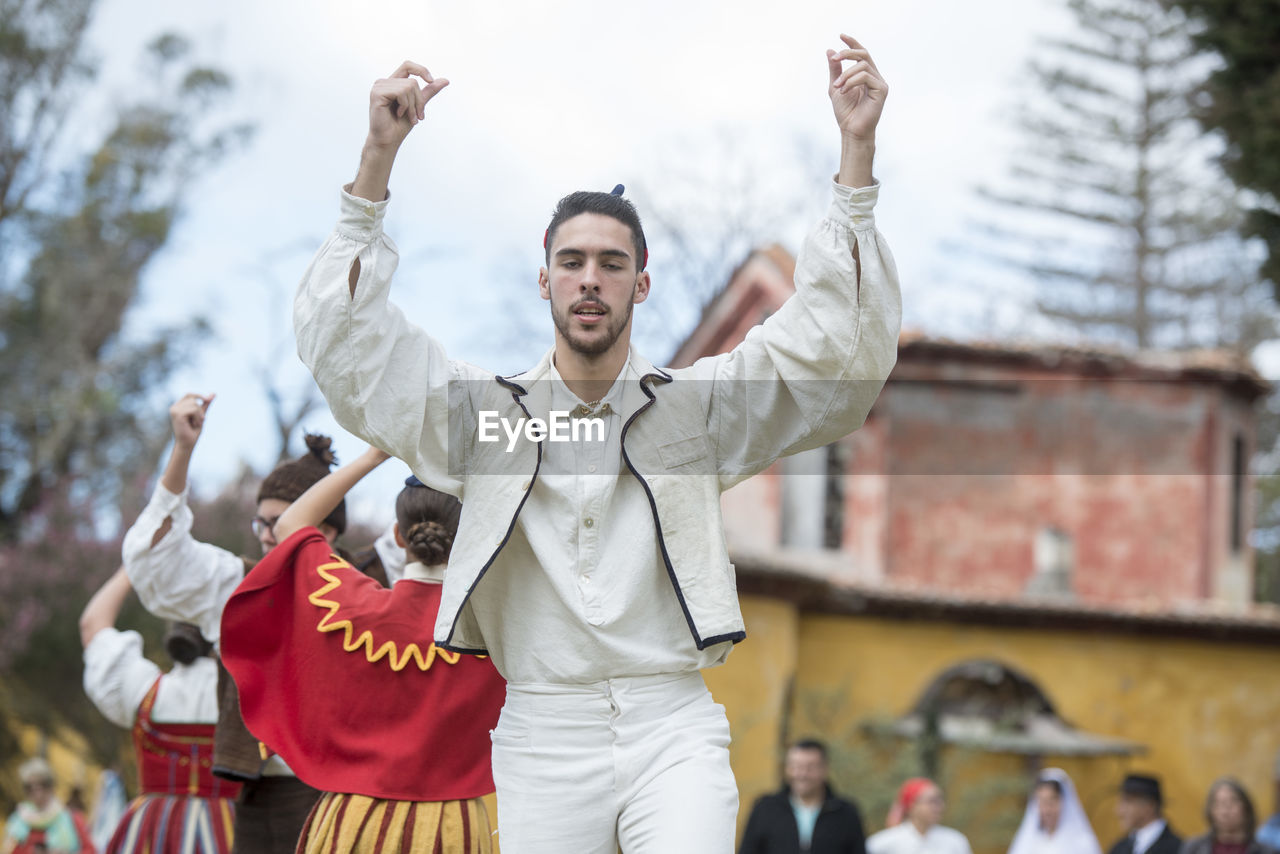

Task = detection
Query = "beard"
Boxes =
[550,290,635,357]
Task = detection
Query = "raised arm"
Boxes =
[122,394,246,645]
[828,33,887,190]
[703,36,900,487]
[348,61,449,293]
[274,445,392,543]
[294,62,467,498]
[79,566,132,648]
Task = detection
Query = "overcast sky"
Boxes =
[79,0,1274,525]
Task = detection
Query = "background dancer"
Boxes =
[222,447,505,854]
[295,33,898,854]
[80,568,239,854]
[122,394,398,854]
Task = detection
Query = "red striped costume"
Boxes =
[105,680,240,854]
[221,527,506,854]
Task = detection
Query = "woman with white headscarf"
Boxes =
[1008,768,1102,854]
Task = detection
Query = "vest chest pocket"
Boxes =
[657,435,709,470]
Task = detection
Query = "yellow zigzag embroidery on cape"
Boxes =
[307,555,461,672]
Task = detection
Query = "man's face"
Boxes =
[1116,793,1156,832]
[540,213,649,360]
[783,747,827,801]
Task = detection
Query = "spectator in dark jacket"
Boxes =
[1107,774,1182,854]
[739,739,866,854]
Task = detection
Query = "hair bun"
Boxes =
[406,520,454,564]
[303,433,337,468]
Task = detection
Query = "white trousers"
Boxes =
[490,671,739,854]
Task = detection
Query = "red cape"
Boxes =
[220,527,505,801]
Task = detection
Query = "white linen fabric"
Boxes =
[490,671,738,853]
[82,628,218,728]
[294,179,901,667]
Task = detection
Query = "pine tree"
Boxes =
[977,0,1274,354]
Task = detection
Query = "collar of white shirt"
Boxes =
[1133,818,1166,854]
[548,351,631,414]
[403,561,445,583]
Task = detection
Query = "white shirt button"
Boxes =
[582,575,591,585]
[520,480,531,491]
[587,464,597,473]
[583,517,594,528]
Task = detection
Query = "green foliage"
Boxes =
[0,0,251,789]
[0,12,250,542]
[1166,0,1280,298]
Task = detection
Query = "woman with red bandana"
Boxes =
[866,778,972,854]
[221,447,506,854]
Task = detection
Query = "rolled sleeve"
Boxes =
[83,628,159,729]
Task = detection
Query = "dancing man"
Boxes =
[295,34,899,854]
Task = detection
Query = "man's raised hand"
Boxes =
[827,35,887,142]
[169,393,214,450]
[366,61,450,152]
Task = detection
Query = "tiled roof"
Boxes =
[730,547,1280,644]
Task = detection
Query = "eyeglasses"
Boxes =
[250,515,280,538]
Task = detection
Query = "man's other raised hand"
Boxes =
[366,61,450,152]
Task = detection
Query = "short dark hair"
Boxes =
[789,738,829,762]
[544,191,647,271]
[1205,777,1256,840]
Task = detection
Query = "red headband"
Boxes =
[887,778,935,826]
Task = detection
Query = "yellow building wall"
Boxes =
[712,595,1280,854]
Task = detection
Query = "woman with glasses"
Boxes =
[3,759,94,854]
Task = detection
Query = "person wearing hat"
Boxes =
[294,33,898,854]
[221,447,505,853]
[79,567,239,854]
[121,394,401,854]
[1107,774,1182,854]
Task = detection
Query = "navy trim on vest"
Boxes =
[440,378,541,654]
[445,365,739,654]
[617,369,729,651]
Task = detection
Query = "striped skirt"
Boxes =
[297,794,491,854]
[105,794,236,854]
